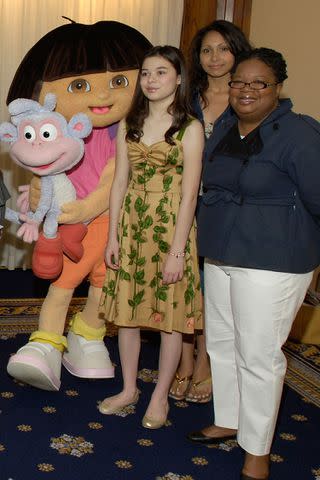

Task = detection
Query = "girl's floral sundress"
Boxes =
[100,126,202,333]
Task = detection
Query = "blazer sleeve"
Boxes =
[286,117,320,220]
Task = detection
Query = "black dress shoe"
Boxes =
[187,430,237,445]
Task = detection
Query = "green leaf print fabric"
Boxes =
[100,136,202,334]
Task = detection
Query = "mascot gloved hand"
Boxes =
[6,20,152,391]
[0,93,92,279]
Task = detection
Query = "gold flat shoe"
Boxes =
[142,415,166,429]
[98,390,139,415]
[185,376,212,404]
[169,372,192,400]
[142,405,169,429]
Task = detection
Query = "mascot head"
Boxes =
[7,21,152,127]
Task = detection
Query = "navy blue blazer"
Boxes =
[197,99,320,273]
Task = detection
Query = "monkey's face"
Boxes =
[39,70,138,128]
[11,116,83,176]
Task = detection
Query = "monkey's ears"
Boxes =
[0,122,18,143]
[68,113,92,139]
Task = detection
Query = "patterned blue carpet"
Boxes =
[0,327,319,480]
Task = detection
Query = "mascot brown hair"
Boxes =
[6,20,152,391]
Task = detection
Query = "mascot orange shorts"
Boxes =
[53,215,109,289]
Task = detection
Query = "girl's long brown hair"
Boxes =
[126,45,192,145]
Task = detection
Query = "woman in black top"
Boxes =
[170,20,251,404]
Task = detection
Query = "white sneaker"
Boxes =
[7,342,62,391]
[62,331,114,379]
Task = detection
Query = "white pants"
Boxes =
[204,262,312,455]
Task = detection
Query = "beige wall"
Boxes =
[250,0,319,120]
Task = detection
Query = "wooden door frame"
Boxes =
[180,0,252,56]
[216,0,252,37]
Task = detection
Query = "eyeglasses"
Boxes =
[228,80,279,90]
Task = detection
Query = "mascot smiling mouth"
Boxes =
[90,105,112,114]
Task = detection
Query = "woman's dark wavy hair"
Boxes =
[126,45,191,145]
[232,47,288,83]
[189,20,251,107]
[7,20,152,103]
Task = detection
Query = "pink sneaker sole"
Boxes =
[7,354,61,391]
[62,357,115,379]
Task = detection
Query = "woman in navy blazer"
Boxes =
[188,48,320,479]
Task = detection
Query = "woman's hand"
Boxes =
[162,255,184,284]
[29,176,42,212]
[105,237,120,270]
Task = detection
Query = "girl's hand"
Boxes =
[17,185,30,214]
[162,255,184,285]
[105,238,120,270]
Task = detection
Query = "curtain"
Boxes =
[0,0,184,269]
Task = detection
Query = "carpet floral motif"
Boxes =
[270,454,284,463]
[137,438,154,446]
[192,457,209,466]
[0,297,118,336]
[17,424,32,432]
[38,463,55,472]
[50,434,94,457]
[312,467,320,479]
[286,341,320,366]
[156,474,194,480]
[138,367,159,383]
[88,422,103,430]
[42,406,56,413]
[291,414,308,421]
[0,302,319,480]
[115,459,133,469]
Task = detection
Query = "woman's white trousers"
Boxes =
[204,261,312,455]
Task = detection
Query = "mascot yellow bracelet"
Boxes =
[6,20,152,391]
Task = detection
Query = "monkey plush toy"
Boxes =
[6,21,152,391]
[0,93,92,278]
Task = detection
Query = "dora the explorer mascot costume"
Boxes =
[6,21,152,390]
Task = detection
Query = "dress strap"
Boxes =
[176,118,193,141]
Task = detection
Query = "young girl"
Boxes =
[99,46,204,428]
[170,21,251,404]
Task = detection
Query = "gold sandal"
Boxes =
[169,372,192,400]
[185,376,212,404]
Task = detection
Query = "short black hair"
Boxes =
[7,21,152,103]
[232,48,288,83]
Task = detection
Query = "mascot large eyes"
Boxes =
[67,79,91,93]
[110,75,129,88]
[38,70,140,128]
[5,21,153,393]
